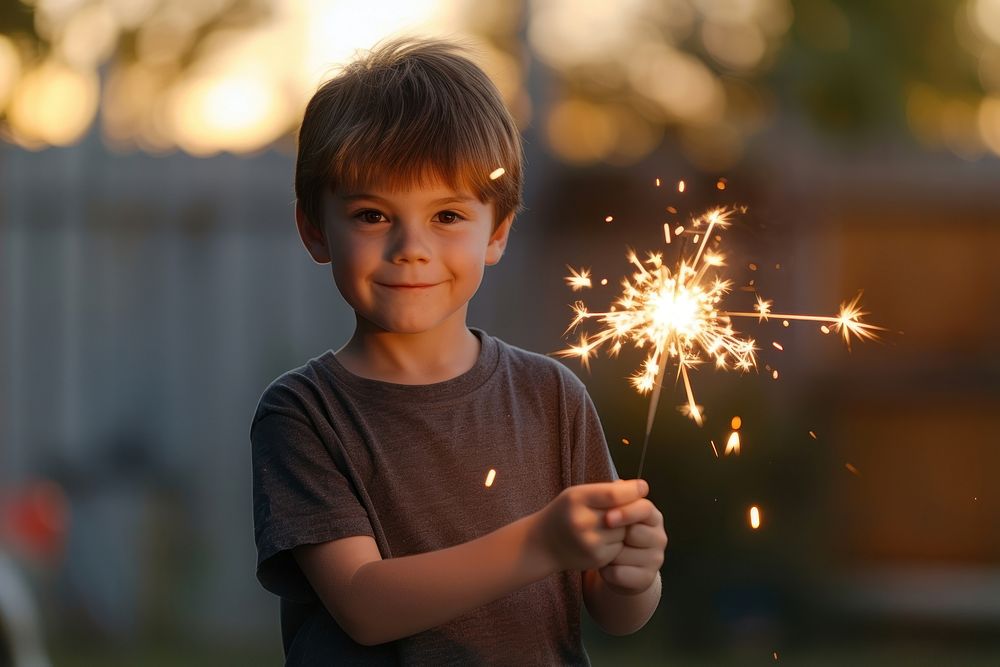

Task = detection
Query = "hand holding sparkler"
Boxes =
[530,479,651,573]
[598,495,668,594]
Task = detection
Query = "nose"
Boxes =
[387,220,431,264]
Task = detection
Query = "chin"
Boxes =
[372,316,443,335]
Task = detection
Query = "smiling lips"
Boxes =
[378,282,439,289]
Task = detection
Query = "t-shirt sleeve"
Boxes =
[569,377,621,486]
[251,386,375,602]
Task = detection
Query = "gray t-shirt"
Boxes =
[251,328,619,665]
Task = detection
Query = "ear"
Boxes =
[295,200,331,265]
[484,214,515,266]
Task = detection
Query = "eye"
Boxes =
[434,210,465,224]
[354,209,387,224]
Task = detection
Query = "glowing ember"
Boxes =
[772,341,783,351]
[749,505,761,529]
[678,180,686,193]
[710,440,719,457]
[655,178,661,187]
[558,203,883,476]
[621,437,630,445]
[731,415,742,429]
[716,178,727,190]
[605,215,614,223]
[489,167,505,180]
[724,431,740,456]
[484,468,497,487]
[772,369,779,379]
[600,278,608,286]
[664,223,672,244]
[845,463,859,475]
[808,430,817,439]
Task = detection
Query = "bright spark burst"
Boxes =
[556,204,884,476]
[564,266,592,291]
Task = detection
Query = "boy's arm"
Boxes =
[582,496,666,635]
[294,480,647,646]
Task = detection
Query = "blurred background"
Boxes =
[1,0,999,664]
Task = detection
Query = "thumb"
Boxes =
[583,479,649,509]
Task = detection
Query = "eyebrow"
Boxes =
[339,193,477,206]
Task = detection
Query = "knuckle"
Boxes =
[569,506,591,531]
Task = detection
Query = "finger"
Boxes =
[603,544,663,568]
[599,525,626,546]
[599,564,657,593]
[605,498,654,528]
[622,523,668,550]
[580,479,649,509]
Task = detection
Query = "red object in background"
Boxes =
[0,481,70,565]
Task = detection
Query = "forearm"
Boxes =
[583,569,661,636]
[346,513,554,645]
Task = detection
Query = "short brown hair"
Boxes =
[295,38,524,229]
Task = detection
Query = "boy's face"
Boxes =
[296,180,513,336]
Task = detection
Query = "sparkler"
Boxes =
[557,203,884,478]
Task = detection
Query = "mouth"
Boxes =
[376,282,440,290]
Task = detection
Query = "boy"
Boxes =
[251,38,667,665]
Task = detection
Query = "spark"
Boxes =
[564,266,592,291]
[558,203,884,477]
[845,463,859,476]
[484,468,497,487]
[809,430,817,439]
[710,440,719,457]
[731,416,742,429]
[725,431,740,456]
[605,215,614,223]
[749,505,761,529]
[489,167,505,180]
[678,180,686,192]
[655,177,661,187]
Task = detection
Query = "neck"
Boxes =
[335,316,480,385]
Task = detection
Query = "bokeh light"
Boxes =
[7,58,99,147]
